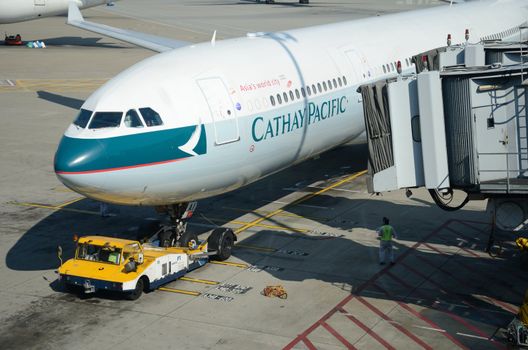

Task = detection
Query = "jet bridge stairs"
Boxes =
[360,39,528,235]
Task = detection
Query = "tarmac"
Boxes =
[1,1,526,349]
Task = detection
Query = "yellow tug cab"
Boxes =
[58,228,235,300]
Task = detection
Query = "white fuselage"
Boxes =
[0,0,110,24]
[54,0,528,206]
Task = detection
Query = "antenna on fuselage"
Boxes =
[211,30,217,47]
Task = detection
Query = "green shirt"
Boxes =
[379,225,395,241]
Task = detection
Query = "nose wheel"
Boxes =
[156,202,198,247]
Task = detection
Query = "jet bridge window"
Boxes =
[139,107,163,127]
[89,112,123,129]
[124,109,144,128]
[73,109,93,128]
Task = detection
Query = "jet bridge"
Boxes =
[360,40,528,235]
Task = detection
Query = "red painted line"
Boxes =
[337,307,396,350]
[302,337,317,350]
[403,260,505,329]
[416,246,519,314]
[356,296,433,350]
[382,272,505,349]
[55,157,187,175]
[321,321,357,349]
[283,220,454,350]
[373,282,469,350]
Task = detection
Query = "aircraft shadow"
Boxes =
[6,142,525,347]
[40,36,127,48]
[37,91,84,110]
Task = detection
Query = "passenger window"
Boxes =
[307,86,311,96]
[312,84,317,94]
[323,81,327,91]
[139,107,163,127]
[301,87,306,98]
[383,66,387,73]
[342,76,347,86]
[283,92,288,103]
[124,109,144,128]
[317,83,322,93]
[289,90,294,101]
[270,95,275,106]
[390,63,395,71]
[295,89,300,99]
[277,94,282,104]
[327,80,332,90]
[88,112,123,129]
[73,109,93,128]
[338,77,342,87]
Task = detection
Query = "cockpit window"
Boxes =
[139,107,163,127]
[73,109,93,128]
[124,109,144,128]
[88,112,123,129]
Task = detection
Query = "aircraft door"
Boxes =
[345,49,367,83]
[34,0,45,6]
[197,78,240,145]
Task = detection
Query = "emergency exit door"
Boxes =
[197,78,239,145]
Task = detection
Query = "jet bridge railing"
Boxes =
[478,152,528,193]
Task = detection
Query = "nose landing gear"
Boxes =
[156,202,197,248]
[152,202,237,260]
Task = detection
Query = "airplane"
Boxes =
[0,0,115,24]
[54,0,528,244]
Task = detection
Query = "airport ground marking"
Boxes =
[209,261,248,269]
[222,206,330,222]
[179,276,219,285]
[207,217,309,233]
[8,201,107,216]
[235,243,276,253]
[234,170,367,235]
[56,197,84,208]
[158,287,201,296]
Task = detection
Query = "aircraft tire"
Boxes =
[208,228,236,261]
[179,232,199,249]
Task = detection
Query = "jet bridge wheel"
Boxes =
[208,228,236,261]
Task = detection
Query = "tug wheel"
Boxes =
[208,228,236,261]
[179,232,199,249]
[126,278,144,300]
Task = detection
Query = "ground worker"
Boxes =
[377,217,397,265]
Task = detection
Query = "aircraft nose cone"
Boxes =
[54,136,104,175]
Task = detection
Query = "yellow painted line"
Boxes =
[235,243,277,253]
[1,79,107,92]
[56,197,84,208]
[207,217,309,233]
[222,206,329,222]
[158,287,201,296]
[233,170,367,235]
[179,276,219,285]
[8,201,106,216]
[209,261,248,269]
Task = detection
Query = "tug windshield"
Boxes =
[76,243,122,265]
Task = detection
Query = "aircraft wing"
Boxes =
[67,2,190,52]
